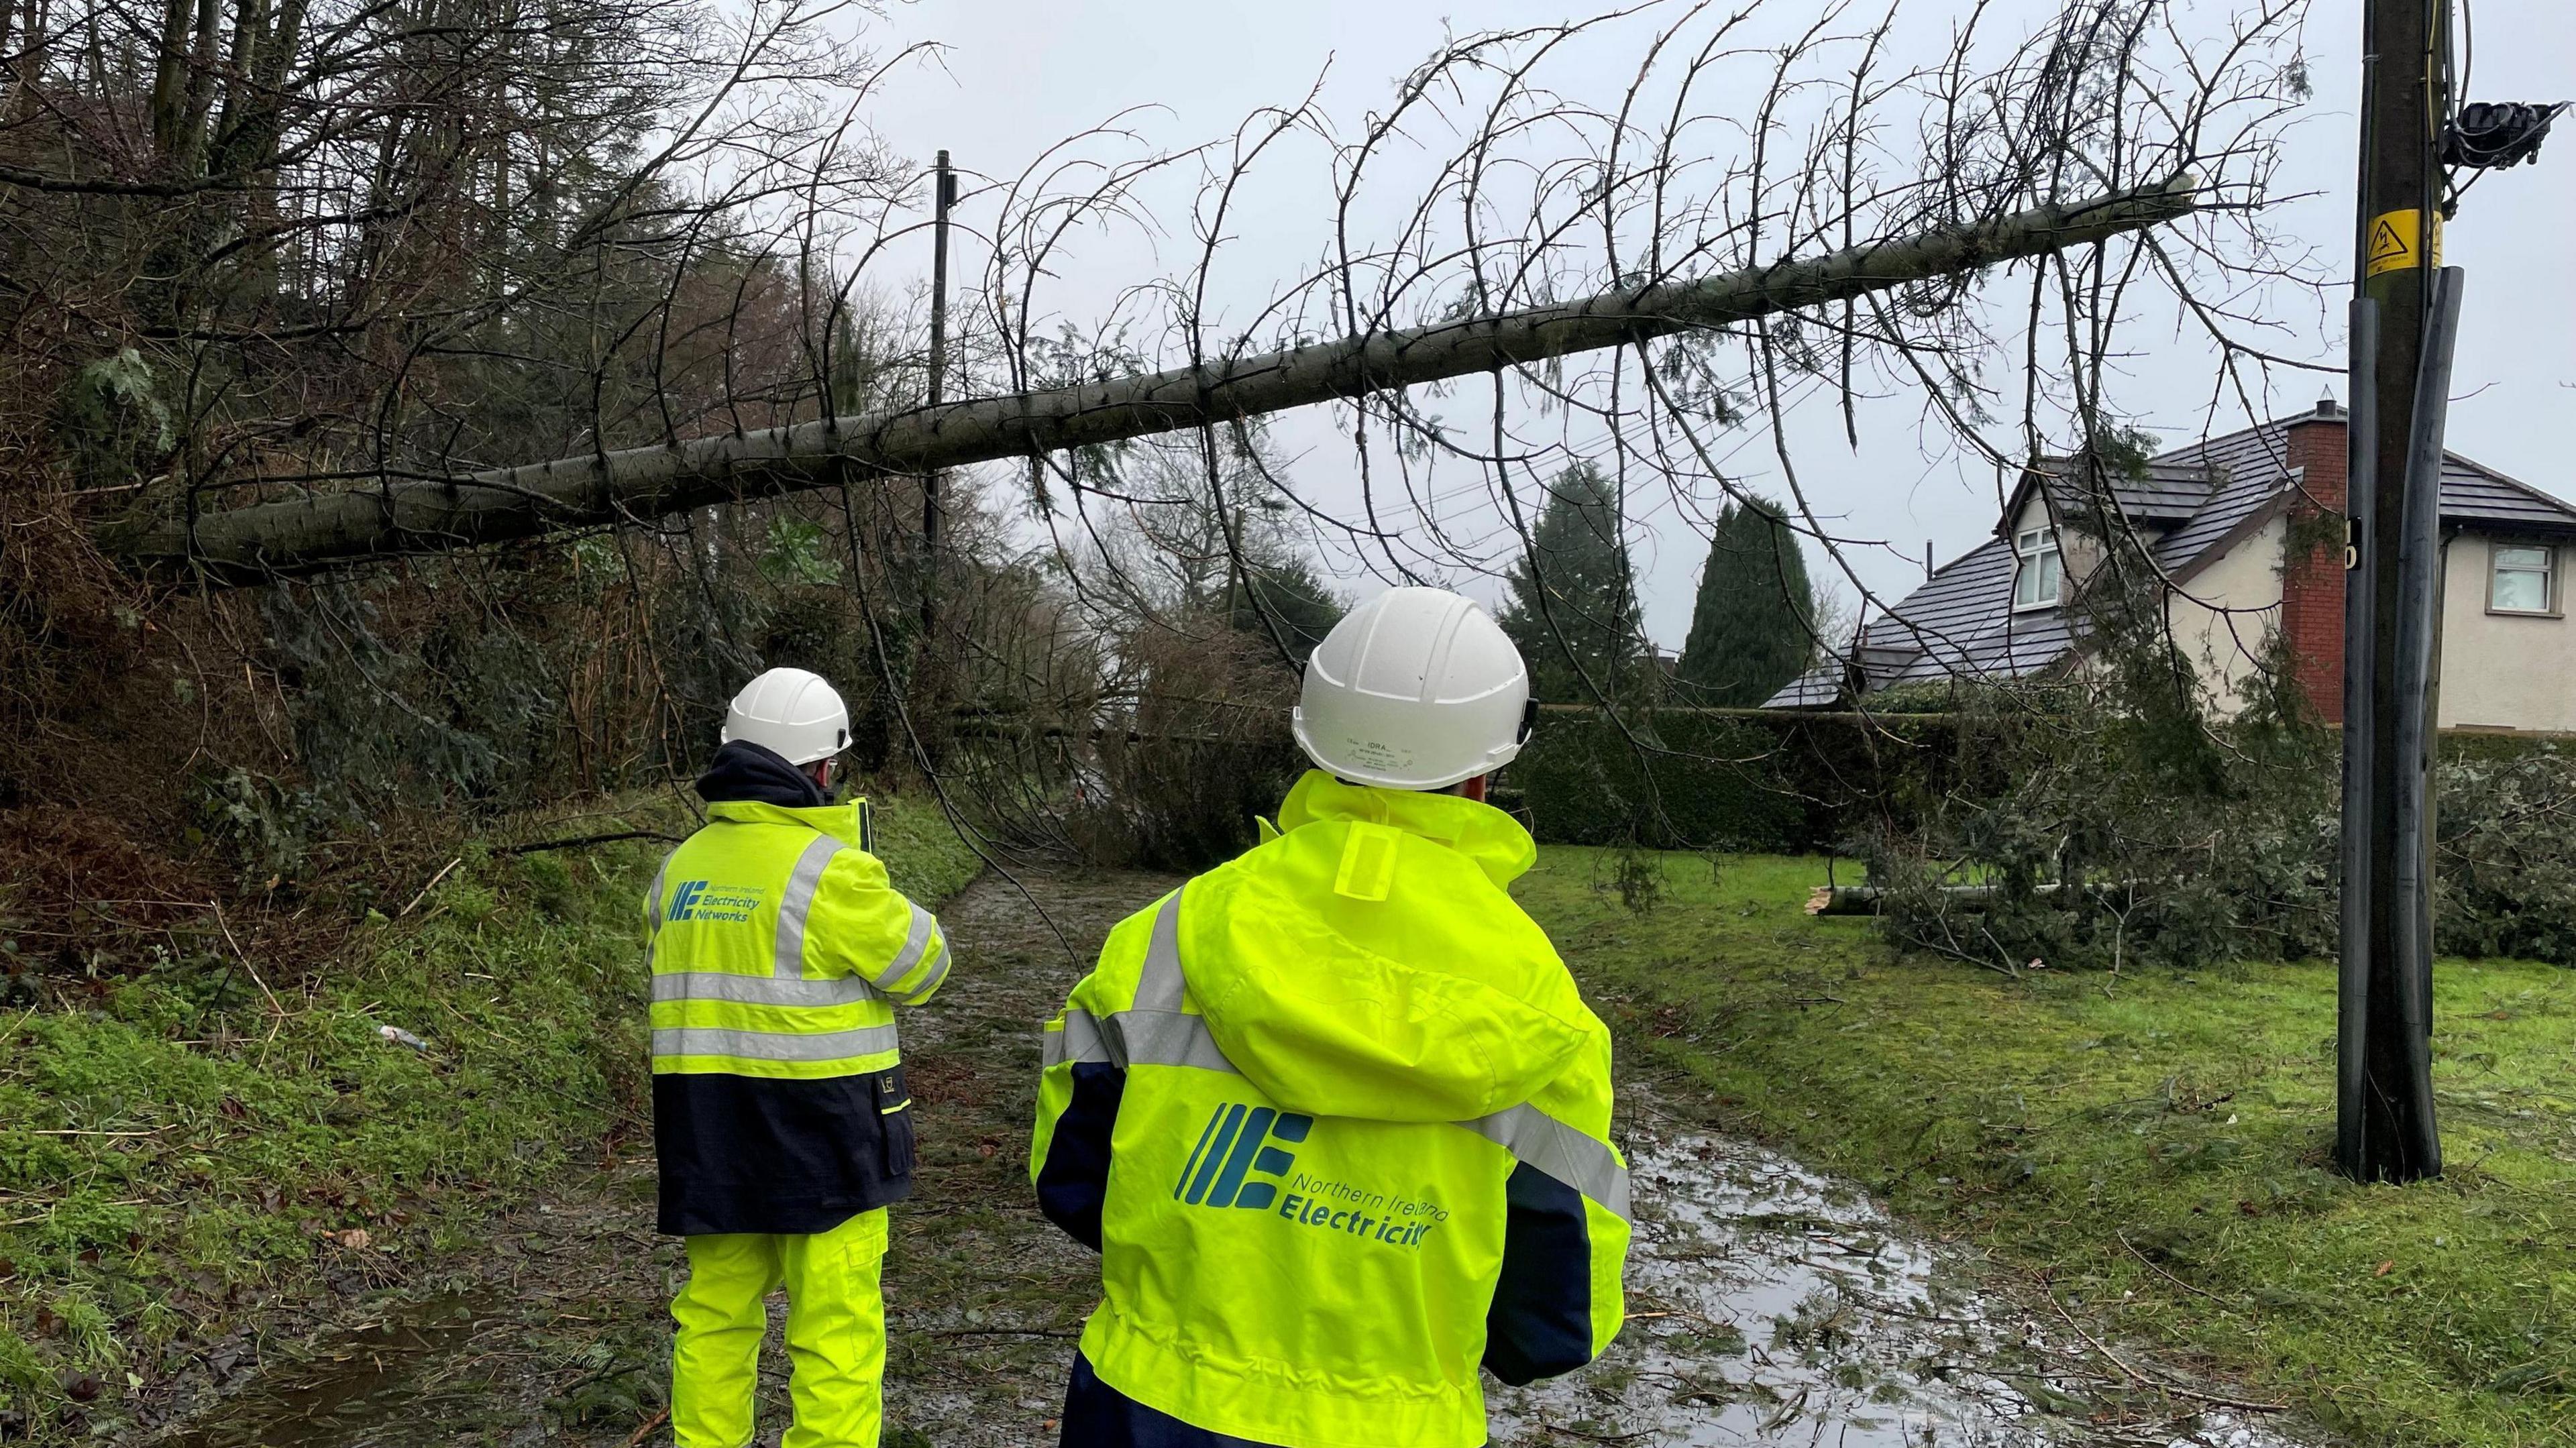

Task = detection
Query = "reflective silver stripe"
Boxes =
[773,834,847,980]
[1072,891,1232,1073]
[1041,1003,1233,1074]
[653,1023,900,1062]
[872,903,939,991]
[651,972,879,1008]
[643,846,684,971]
[1467,1104,1632,1221]
[1131,888,1187,1011]
[1112,1009,1240,1074]
[645,852,675,936]
[1046,1007,1114,1068]
[899,939,952,1003]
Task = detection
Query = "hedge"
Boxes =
[1497,708,2576,853]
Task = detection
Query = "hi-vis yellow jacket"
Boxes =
[1031,772,1629,1448]
[647,775,949,1237]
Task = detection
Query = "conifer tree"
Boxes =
[1678,496,1816,705]
[1497,462,1646,702]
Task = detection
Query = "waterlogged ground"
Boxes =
[1488,1113,2306,1448]
[152,868,2318,1448]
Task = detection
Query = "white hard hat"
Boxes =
[1291,587,1533,791]
[721,667,851,765]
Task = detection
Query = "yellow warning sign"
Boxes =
[2366,209,2440,276]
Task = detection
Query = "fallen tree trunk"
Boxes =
[113,177,2197,584]
[1807,881,2143,916]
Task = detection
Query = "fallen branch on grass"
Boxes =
[492,830,685,856]
[400,858,463,917]
[2044,1288,2286,1414]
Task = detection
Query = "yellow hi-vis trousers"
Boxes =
[671,1207,889,1448]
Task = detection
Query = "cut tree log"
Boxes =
[111,177,2198,585]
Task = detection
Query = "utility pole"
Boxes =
[2338,0,2454,1182]
[921,150,956,642]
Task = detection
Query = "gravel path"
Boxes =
[154,865,2318,1448]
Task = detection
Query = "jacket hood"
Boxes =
[1272,771,1539,886]
[695,739,826,808]
[1179,771,1595,1123]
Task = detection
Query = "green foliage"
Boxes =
[1519,848,2576,1447]
[1678,496,1817,706]
[1507,687,2576,974]
[1870,698,2339,974]
[260,582,545,810]
[1598,847,1666,914]
[0,844,648,1426]
[1500,708,1976,852]
[760,517,846,588]
[2432,743,2576,962]
[1869,553,2341,972]
[185,767,331,883]
[862,793,987,905]
[1866,590,2576,970]
[54,350,174,493]
[1498,463,1646,702]
[1505,712,1809,850]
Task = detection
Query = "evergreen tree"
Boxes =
[1497,462,1645,702]
[1678,496,1817,706]
[1231,557,1344,666]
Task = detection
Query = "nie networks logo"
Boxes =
[1172,1102,1444,1249]
[665,881,765,924]
[1174,1104,1311,1210]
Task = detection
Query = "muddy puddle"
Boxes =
[162,1295,493,1448]
[1490,1115,2308,1448]
[146,1174,680,1448]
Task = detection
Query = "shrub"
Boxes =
[2433,742,2576,962]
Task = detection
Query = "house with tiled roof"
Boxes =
[1765,399,2576,730]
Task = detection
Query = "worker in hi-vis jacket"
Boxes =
[647,667,950,1448]
[1031,588,1629,1448]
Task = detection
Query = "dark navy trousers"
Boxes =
[1058,1353,1285,1448]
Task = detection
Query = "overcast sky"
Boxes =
[856,1,2576,647]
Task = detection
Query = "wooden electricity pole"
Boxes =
[2337,0,2455,1182]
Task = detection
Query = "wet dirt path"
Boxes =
[155,867,2314,1448]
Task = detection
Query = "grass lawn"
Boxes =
[0,791,981,1437]
[1517,848,2576,1448]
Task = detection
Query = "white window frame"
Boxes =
[2012,526,2063,612]
[2488,541,2559,617]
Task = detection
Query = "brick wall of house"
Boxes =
[2276,405,2349,721]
